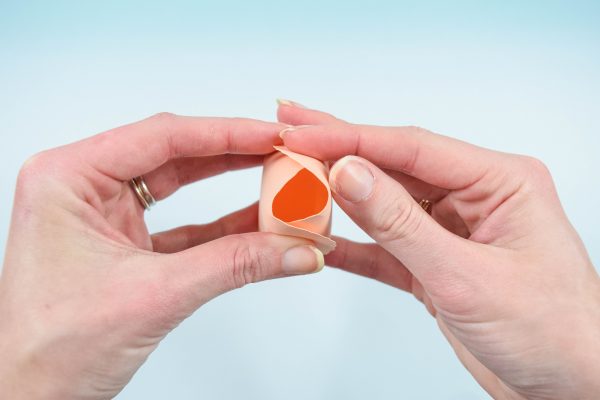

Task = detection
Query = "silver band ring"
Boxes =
[130,176,156,211]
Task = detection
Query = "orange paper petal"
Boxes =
[259,146,336,254]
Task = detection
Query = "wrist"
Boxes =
[555,277,600,399]
[0,331,75,400]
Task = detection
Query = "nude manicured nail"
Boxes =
[279,125,312,139]
[282,245,324,274]
[330,157,374,202]
[276,98,307,108]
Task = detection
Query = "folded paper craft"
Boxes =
[259,146,336,254]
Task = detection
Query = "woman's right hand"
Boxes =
[277,100,600,400]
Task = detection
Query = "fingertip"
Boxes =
[277,103,299,125]
[281,245,324,275]
[276,98,307,108]
[278,125,313,141]
[312,246,326,272]
[276,100,340,126]
[276,98,307,125]
[329,156,375,203]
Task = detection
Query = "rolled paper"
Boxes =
[259,146,336,254]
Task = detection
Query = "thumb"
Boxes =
[329,156,473,290]
[160,232,324,310]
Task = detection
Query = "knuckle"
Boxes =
[228,116,245,125]
[373,198,423,244]
[151,112,177,135]
[16,150,56,192]
[404,125,433,136]
[520,156,550,175]
[180,225,199,248]
[517,155,554,188]
[170,158,186,188]
[362,250,382,281]
[151,111,177,125]
[19,150,52,175]
[346,124,363,153]
[229,235,266,288]
[150,112,179,157]
[396,126,431,174]
[221,118,240,153]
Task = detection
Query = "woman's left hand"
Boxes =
[0,113,323,399]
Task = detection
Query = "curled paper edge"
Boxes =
[259,146,336,254]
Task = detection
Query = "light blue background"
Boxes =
[1,1,599,399]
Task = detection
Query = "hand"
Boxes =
[0,113,324,399]
[277,101,600,400]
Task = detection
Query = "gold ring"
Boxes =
[418,199,433,215]
[130,176,156,211]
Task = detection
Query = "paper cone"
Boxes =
[259,146,336,254]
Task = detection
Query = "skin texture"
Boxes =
[277,102,600,400]
[0,113,323,399]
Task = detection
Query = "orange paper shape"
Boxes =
[259,146,336,254]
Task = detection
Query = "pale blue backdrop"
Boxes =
[1,1,599,399]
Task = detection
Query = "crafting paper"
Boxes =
[259,146,336,254]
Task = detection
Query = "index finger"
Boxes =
[280,122,498,190]
[77,113,286,180]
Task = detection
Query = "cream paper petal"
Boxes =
[258,145,336,254]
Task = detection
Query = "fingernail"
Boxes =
[279,125,312,140]
[277,98,307,108]
[330,157,374,202]
[282,245,324,274]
